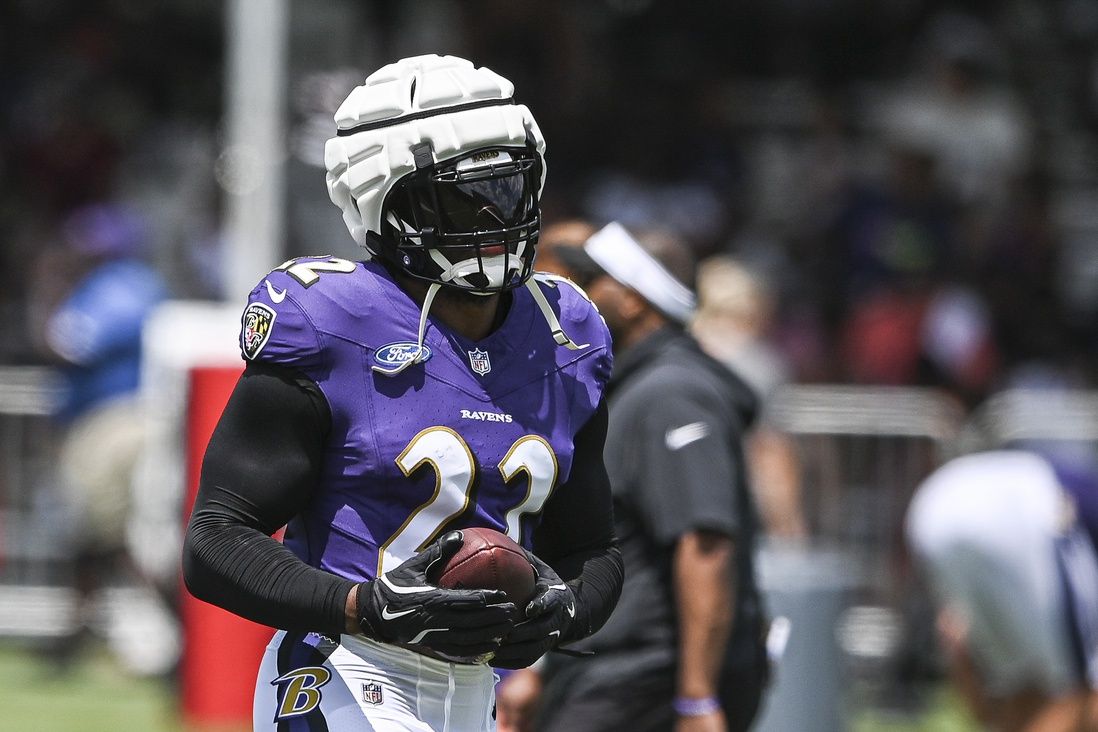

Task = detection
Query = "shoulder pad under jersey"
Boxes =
[532,272,613,390]
[239,255,363,368]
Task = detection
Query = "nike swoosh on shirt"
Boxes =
[381,605,417,621]
[664,422,710,451]
[265,279,287,303]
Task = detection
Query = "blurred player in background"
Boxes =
[182,55,623,730]
[31,203,168,669]
[500,222,768,732]
[906,450,1098,732]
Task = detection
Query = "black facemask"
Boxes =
[379,145,543,293]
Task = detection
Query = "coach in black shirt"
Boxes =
[502,222,768,732]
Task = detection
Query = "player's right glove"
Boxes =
[491,550,577,669]
[356,531,517,662]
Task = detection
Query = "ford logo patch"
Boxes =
[374,341,431,367]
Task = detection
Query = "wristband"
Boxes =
[672,696,720,717]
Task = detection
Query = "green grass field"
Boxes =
[0,640,977,731]
[853,689,980,732]
[0,641,183,732]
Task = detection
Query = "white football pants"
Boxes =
[254,630,498,731]
[906,450,1088,697]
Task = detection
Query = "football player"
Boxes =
[907,451,1098,732]
[182,55,623,731]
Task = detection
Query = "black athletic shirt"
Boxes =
[556,327,764,678]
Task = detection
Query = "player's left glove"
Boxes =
[492,550,576,669]
[356,532,517,664]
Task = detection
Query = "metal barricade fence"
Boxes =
[0,366,181,666]
[962,387,1098,446]
[0,366,71,636]
[0,366,64,577]
[765,385,965,602]
[752,385,965,731]
[753,384,1098,729]
[0,303,242,677]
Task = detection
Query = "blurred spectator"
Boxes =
[821,118,1007,404]
[31,203,169,670]
[37,205,167,418]
[692,256,789,400]
[827,133,954,311]
[534,219,597,279]
[877,11,1032,208]
[691,255,807,540]
[919,284,999,403]
[958,170,1072,384]
[906,450,1098,732]
[817,118,954,385]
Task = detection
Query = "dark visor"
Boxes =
[435,170,531,231]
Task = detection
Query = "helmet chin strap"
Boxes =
[525,278,589,351]
[434,252,588,350]
[429,250,514,293]
[374,262,588,378]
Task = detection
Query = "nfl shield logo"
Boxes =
[468,348,491,376]
[362,681,383,705]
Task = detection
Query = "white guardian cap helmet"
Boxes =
[324,54,546,294]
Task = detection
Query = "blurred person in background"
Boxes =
[877,10,1032,209]
[690,256,789,401]
[500,222,768,732]
[534,219,597,280]
[906,450,1098,732]
[820,114,1005,407]
[182,55,623,730]
[824,127,955,386]
[30,202,169,669]
[691,255,806,540]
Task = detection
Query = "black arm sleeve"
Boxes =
[532,399,624,643]
[181,363,357,637]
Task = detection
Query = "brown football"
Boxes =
[430,527,537,608]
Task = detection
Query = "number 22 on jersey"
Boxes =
[376,427,558,575]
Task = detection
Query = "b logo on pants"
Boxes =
[273,666,332,719]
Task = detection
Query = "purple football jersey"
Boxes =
[239,256,611,583]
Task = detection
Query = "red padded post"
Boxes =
[180,365,271,727]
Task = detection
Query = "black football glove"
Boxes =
[491,550,576,669]
[357,531,516,663]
